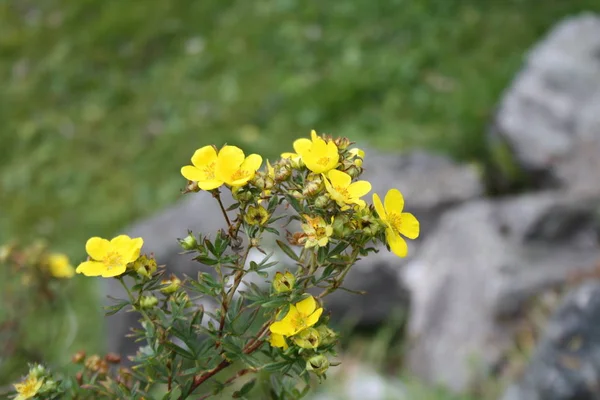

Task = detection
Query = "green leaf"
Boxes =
[226,202,241,211]
[276,240,299,262]
[194,255,219,265]
[163,341,195,359]
[104,299,130,316]
[233,378,256,398]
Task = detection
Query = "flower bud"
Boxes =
[292,190,304,201]
[72,351,86,364]
[160,274,182,295]
[232,188,253,202]
[302,176,323,197]
[345,165,362,179]
[314,195,330,209]
[244,205,270,226]
[29,364,47,379]
[179,233,198,250]
[84,355,102,372]
[139,295,158,309]
[40,379,58,392]
[293,328,320,349]
[133,255,157,279]
[275,164,292,181]
[272,271,295,293]
[105,353,121,364]
[334,137,351,150]
[315,325,337,346]
[252,172,267,190]
[173,292,193,308]
[306,355,329,376]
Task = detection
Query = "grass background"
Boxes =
[1,0,599,396]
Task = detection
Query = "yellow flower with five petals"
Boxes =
[13,375,42,400]
[181,145,262,190]
[270,295,323,337]
[302,215,333,248]
[323,169,371,210]
[76,235,144,278]
[372,189,420,257]
[292,130,339,173]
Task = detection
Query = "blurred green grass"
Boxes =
[1,0,599,394]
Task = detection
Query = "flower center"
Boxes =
[231,169,249,181]
[103,251,123,270]
[317,156,330,166]
[334,185,350,198]
[203,162,216,180]
[388,212,402,233]
[291,313,308,330]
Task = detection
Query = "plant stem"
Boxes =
[212,190,233,235]
[197,368,258,400]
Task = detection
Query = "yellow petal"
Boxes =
[385,188,405,214]
[85,237,110,260]
[111,235,144,263]
[101,264,128,278]
[372,193,387,220]
[181,165,204,182]
[218,145,245,166]
[293,138,311,155]
[400,212,420,239]
[270,320,294,336]
[240,153,263,173]
[305,307,323,327]
[348,180,371,198]
[327,169,351,188]
[76,261,106,276]
[386,228,408,257]
[281,152,298,159]
[311,130,318,141]
[296,295,316,316]
[197,180,224,190]
[269,333,288,349]
[191,145,218,168]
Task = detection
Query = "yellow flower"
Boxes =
[215,145,263,187]
[348,148,365,167]
[13,375,43,400]
[323,169,371,210]
[181,145,223,190]
[244,205,270,226]
[76,235,144,278]
[372,189,420,258]
[47,253,75,278]
[301,215,333,248]
[270,295,323,337]
[269,333,288,349]
[292,130,339,173]
[181,145,262,189]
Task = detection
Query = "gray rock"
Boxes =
[501,282,600,400]
[490,14,600,190]
[404,191,600,392]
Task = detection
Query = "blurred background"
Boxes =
[2,0,600,398]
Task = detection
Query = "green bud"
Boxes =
[292,191,304,201]
[272,271,295,293]
[314,194,330,209]
[275,164,292,181]
[302,177,323,197]
[306,355,329,376]
[139,296,158,309]
[29,364,47,379]
[133,255,157,279]
[160,275,181,294]
[332,214,349,236]
[179,233,198,250]
[293,328,320,349]
[345,165,362,178]
[40,379,58,392]
[315,325,337,346]
[173,292,193,308]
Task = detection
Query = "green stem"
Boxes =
[117,277,152,323]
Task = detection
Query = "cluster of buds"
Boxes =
[72,351,132,390]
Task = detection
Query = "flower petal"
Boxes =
[76,261,106,276]
[372,193,387,220]
[293,138,312,155]
[386,228,408,257]
[191,145,218,168]
[240,154,263,173]
[400,212,420,239]
[305,307,323,327]
[296,295,316,316]
[181,165,206,182]
[310,130,318,141]
[110,235,144,263]
[385,189,405,214]
[101,264,128,278]
[85,237,110,260]
[269,333,288,349]
[197,180,224,190]
[348,180,371,198]
[327,169,351,188]
[270,320,293,336]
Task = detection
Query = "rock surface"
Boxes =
[501,282,600,400]
[490,14,600,190]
